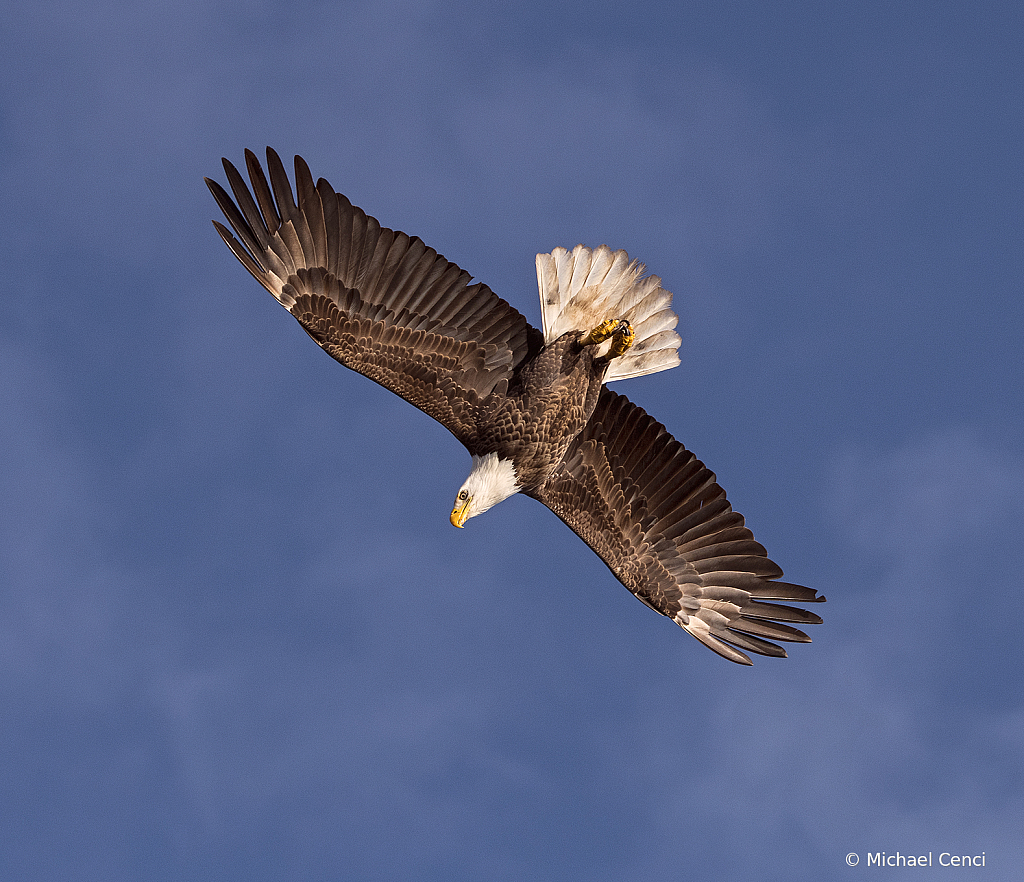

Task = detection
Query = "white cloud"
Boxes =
[614,428,1024,877]
[829,429,1024,561]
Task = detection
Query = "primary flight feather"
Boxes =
[206,148,824,664]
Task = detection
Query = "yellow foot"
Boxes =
[609,321,635,358]
[582,319,635,356]
[582,318,621,346]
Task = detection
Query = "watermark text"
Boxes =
[845,852,986,868]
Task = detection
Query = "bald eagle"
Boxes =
[206,148,823,665]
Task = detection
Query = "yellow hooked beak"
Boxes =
[450,494,471,528]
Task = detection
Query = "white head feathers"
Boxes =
[456,453,521,521]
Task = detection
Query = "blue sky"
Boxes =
[3,1,1022,879]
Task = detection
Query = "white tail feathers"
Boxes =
[535,244,682,382]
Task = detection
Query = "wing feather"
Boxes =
[207,149,544,447]
[531,388,824,664]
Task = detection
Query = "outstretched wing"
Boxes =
[206,148,544,447]
[530,388,824,664]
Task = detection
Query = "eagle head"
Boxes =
[450,453,521,527]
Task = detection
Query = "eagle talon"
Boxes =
[610,320,635,358]
[582,318,620,346]
[582,318,635,356]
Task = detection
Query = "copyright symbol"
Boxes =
[846,853,859,866]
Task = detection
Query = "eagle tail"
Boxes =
[535,245,681,382]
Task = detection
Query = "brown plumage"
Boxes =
[206,148,824,665]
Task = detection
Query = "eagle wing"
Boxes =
[206,148,543,447]
[530,388,824,664]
